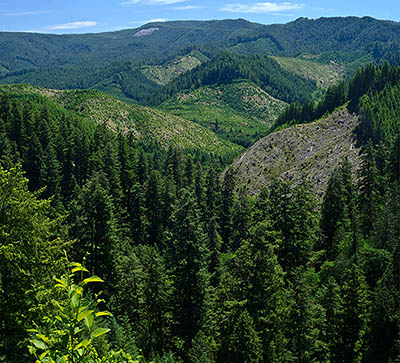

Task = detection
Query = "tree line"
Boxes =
[272,62,400,131]
[148,53,316,106]
[0,63,399,362]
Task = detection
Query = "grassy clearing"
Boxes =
[160,80,287,147]
[271,56,344,89]
[0,84,242,157]
[142,55,202,86]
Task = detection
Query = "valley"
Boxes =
[0,14,399,363]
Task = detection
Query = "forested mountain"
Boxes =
[148,53,316,106]
[1,15,400,363]
[1,16,400,103]
[1,59,399,362]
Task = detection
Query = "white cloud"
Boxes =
[47,21,97,30]
[131,18,168,25]
[1,10,51,16]
[173,5,201,10]
[122,0,187,5]
[221,2,303,13]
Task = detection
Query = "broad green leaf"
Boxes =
[83,276,104,284]
[76,339,91,349]
[70,293,80,310]
[95,311,112,317]
[54,277,67,287]
[37,334,48,342]
[77,309,94,323]
[72,266,89,273]
[91,327,111,338]
[78,303,91,313]
[39,351,48,360]
[84,314,94,330]
[32,339,47,350]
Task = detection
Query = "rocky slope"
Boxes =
[232,108,362,197]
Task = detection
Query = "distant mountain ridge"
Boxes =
[1,16,400,103]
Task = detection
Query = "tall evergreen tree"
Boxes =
[73,172,119,281]
[166,188,210,357]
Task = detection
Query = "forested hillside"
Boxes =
[160,80,287,147]
[0,84,242,157]
[1,16,400,102]
[0,13,400,363]
[148,53,316,106]
[0,60,399,363]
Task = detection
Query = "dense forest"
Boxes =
[0,59,399,363]
[147,53,316,106]
[272,62,400,131]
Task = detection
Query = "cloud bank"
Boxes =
[173,5,201,10]
[221,2,303,13]
[48,21,97,30]
[1,10,51,16]
[122,0,187,5]
[131,18,168,25]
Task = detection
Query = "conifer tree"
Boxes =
[287,267,329,363]
[219,168,236,249]
[39,142,62,203]
[357,140,380,238]
[166,188,210,356]
[320,160,356,259]
[74,172,119,281]
[216,221,290,362]
[145,170,162,246]
[0,166,67,360]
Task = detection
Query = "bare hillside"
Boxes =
[232,108,362,197]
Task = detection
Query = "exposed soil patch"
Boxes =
[232,108,362,198]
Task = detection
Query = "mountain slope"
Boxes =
[232,108,362,197]
[160,80,287,146]
[141,53,205,86]
[0,19,260,72]
[1,16,400,102]
[0,84,242,156]
[270,56,344,89]
[150,53,316,106]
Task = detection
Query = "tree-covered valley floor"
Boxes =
[0,60,399,363]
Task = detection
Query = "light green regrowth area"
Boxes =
[0,84,242,156]
[271,56,344,89]
[160,80,287,145]
[233,108,362,197]
[142,55,202,85]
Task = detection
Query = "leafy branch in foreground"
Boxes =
[28,257,147,363]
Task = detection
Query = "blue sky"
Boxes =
[1,0,400,34]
